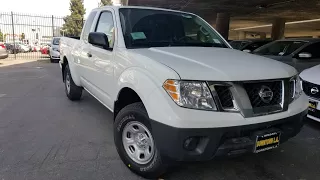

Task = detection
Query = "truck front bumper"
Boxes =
[150,109,307,161]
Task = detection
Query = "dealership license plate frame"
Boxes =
[254,131,281,153]
[309,100,318,111]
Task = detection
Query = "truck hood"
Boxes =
[300,64,320,85]
[129,47,297,81]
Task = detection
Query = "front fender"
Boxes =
[115,67,179,117]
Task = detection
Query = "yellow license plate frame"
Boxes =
[309,100,318,109]
[254,132,281,153]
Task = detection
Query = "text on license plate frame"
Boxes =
[254,132,281,153]
[309,100,318,110]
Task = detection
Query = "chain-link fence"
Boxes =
[0,12,66,60]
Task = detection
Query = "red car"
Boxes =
[41,46,49,54]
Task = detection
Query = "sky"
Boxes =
[0,0,108,18]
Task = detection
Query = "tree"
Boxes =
[62,0,86,36]
[99,0,113,6]
[0,30,3,42]
[20,33,25,41]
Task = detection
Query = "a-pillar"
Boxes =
[216,13,230,40]
[238,31,246,40]
[260,32,266,39]
[271,18,285,40]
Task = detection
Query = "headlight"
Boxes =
[163,80,217,110]
[290,76,303,101]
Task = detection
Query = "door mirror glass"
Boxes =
[88,32,110,49]
[298,52,312,59]
[242,49,251,53]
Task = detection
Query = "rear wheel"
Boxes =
[64,64,82,101]
[114,102,167,179]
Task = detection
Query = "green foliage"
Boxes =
[99,0,113,6]
[20,33,25,40]
[0,31,3,42]
[62,0,86,36]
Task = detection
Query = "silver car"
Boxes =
[253,38,320,72]
[0,43,8,59]
[49,37,61,63]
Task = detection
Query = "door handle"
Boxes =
[87,52,92,57]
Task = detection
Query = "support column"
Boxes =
[122,0,129,5]
[215,13,230,40]
[271,18,285,40]
[238,31,246,40]
[260,32,266,39]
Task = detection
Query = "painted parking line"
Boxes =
[0,94,6,98]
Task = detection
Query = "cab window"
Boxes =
[95,11,115,48]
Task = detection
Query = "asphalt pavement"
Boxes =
[0,60,320,180]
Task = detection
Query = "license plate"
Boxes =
[309,100,318,110]
[254,132,281,153]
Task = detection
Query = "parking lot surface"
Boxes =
[0,60,320,180]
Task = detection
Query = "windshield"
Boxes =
[253,40,307,56]
[119,8,228,49]
[52,38,60,45]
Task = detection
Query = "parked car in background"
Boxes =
[0,43,9,59]
[230,39,272,52]
[59,6,308,178]
[253,38,320,72]
[300,64,320,122]
[5,43,19,54]
[41,46,49,55]
[49,37,61,62]
[18,44,30,53]
[32,45,41,52]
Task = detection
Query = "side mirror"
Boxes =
[88,32,110,49]
[242,49,251,53]
[298,52,312,59]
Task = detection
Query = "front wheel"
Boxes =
[64,64,82,101]
[114,102,167,179]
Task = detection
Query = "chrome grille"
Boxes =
[214,85,234,109]
[243,80,283,110]
[302,80,320,99]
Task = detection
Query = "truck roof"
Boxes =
[93,5,195,15]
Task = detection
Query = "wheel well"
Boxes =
[62,56,68,82]
[114,88,142,120]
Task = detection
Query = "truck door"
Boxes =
[76,11,97,79]
[86,10,116,108]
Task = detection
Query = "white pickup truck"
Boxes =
[60,6,308,178]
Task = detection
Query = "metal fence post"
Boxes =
[11,11,16,59]
[52,15,54,37]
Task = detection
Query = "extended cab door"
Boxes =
[293,42,320,72]
[85,10,116,108]
[76,11,97,78]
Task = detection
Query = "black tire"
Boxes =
[64,64,82,101]
[50,57,54,63]
[114,102,168,179]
